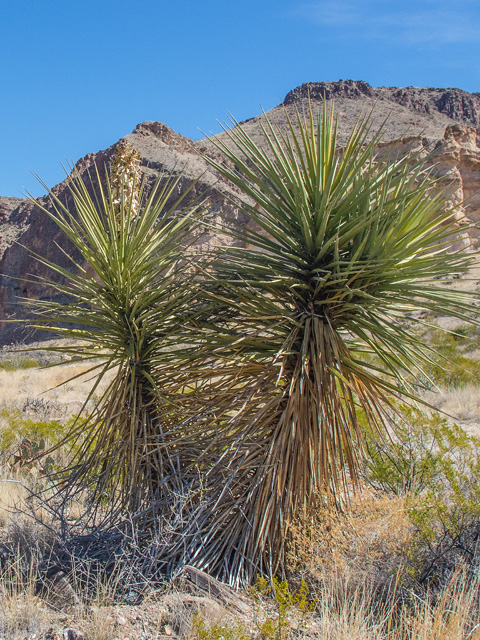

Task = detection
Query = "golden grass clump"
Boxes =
[0,360,114,419]
[0,480,30,527]
[287,491,412,591]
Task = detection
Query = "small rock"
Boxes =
[116,615,127,625]
[0,543,10,568]
[38,569,81,610]
[163,624,174,636]
[125,589,143,605]
[62,629,85,640]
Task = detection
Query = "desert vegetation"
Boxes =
[1,104,480,637]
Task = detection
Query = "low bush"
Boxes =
[193,577,315,640]
[0,408,65,449]
[363,406,480,588]
[286,491,412,595]
[0,357,39,372]
[422,326,480,388]
[0,409,86,483]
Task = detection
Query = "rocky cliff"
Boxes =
[283,80,480,129]
[1,80,480,345]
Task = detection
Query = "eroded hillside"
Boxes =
[2,79,480,344]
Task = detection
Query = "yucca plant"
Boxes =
[27,145,206,518]
[165,103,479,584]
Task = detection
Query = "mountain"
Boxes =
[1,79,480,345]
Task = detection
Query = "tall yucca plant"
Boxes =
[28,147,204,517]
[168,104,478,583]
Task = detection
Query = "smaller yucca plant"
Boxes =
[27,146,205,518]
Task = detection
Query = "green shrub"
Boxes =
[0,357,39,371]
[364,406,480,528]
[193,617,250,640]
[364,407,450,495]
[193,577,315,640]
[0,409,80,476]
[0,408,63,450]
[250,577,315,640]
[423,326,480,388]
[363,406,480,586]
[18,357,40,369]
[406,418,480,544]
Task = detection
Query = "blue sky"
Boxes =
[2,0,480,197]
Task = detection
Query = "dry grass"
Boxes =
[0,359,114,420]
[396,571,480,640]
[288,491,413,591]
[188,570,480,640]
[0,480,30,527]
[0,502,477,639]
[298,570,480,640]
[0,338,478,637]
[422,385,480,437]
[0,564,478,640]
[0,593,52,640]
[0,347,115,533]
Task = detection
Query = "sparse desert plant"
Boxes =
[193,570,480,640]
[393,568,480,640]
[22,104,480,588]
[362,407,450,496]
[0,591,51,640]
[193,616,251,640]
[0,481,31,527]
[193,576,315,640]
[250,576,315,640]
[0,408,68,480]
[0,407,64,452]
[425,383,480,424]
[167,102,480,583]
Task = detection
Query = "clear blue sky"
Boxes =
[2,0,480,197]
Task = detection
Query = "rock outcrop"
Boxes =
[284,79,375,103]
[0,196,26,261]
[0,196,23,223]
[284,80,480,130]
[1,80,480,345]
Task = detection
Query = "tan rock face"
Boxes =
[440,125,480,232]
[374,123,480,245]
[2,80,480,345]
